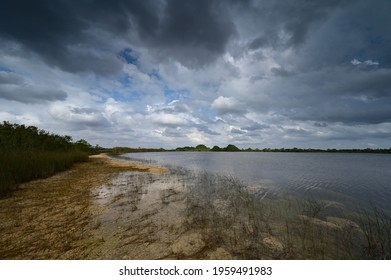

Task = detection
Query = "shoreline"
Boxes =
[0,155,169,259]
[90,153,166,174]
[1,154,231,259]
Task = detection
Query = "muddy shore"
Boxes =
[0,154,231,259]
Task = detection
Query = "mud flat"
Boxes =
[0,154,230,259]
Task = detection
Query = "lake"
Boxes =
[123,152,391,212]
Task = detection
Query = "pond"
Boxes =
[123,152,391,212]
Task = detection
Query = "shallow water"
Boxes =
[91,170,235,259]
[123,152,391,212]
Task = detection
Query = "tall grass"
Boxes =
[357,207,391,259]
[173,167,391,259]
[0,149,88,196]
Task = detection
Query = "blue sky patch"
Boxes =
[163,87,190,104]
[118,48,139,66]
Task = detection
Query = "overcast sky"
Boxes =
[1,0,390,149]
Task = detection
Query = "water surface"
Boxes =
[124,152,391,212]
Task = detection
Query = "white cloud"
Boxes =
[49,104,110,128]
[149,112,188,127]
[351,58,361,65]
[211,96,246,115]
[187,132,210,144]
[351,58,380,66]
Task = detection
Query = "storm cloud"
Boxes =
[0,71,67,103]
[1,0,390,148]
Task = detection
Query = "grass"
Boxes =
[357,207,391,259]
[171,167,391,259]
[0,149,88,197]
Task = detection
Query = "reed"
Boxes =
[175,166,391,259]
[0,149,88,196]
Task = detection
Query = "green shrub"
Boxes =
[0,149,88,196]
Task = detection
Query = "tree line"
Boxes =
[0,121,101,196]
[174,144,391,153]
[0,121,102,153]
[175,144,240,152]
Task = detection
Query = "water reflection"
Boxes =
[91,165,391,259]
[124,152,391,212]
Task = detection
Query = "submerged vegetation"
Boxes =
[178,168,391,259]
[0,121,101,196]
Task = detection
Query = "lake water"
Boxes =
[123,152,391,212]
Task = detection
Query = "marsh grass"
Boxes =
[176,167,391,259]
[357,207,391,259]
[0,149,88,196]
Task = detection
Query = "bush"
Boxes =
[0,149,88,196]
[0,122,92,196]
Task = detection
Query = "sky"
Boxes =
[1,0,391,149]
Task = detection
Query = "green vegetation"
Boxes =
[169,144,391,154]
[110,146,166,155]
[175,144,240,152]
[178,167,391,259]
[108,143,391,154]
[0,121,99,196]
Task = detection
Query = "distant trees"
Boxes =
[225,144,240,151]
[111,147,165,154]
[175,144,241,152]
[195,144,209,151]
[173,143,391,153]
[211,145,222,151]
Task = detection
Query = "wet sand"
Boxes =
[0,154,229,259]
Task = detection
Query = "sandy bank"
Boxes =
[0,155,232,259]
[0,156,168,259]
[89,153,166,174]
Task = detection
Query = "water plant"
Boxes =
[175,166,391,259]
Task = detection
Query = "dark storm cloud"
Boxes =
[0,0,357,73]
[247,0,351,50]
[1,0,391,148]
[301,68,391,124]
[0,0,123,75]
[0,71,67,103]
[153,0,236,68]
[293,0,391,71]
[270,67,294,77]
[242,122,269,131]
[0,71,24,84]
[196,124,220,136]
[0,85,67,104]
[314,122,328,128]
[334,68,391,98]
[294,100,391,125]
[0,0,237,72]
